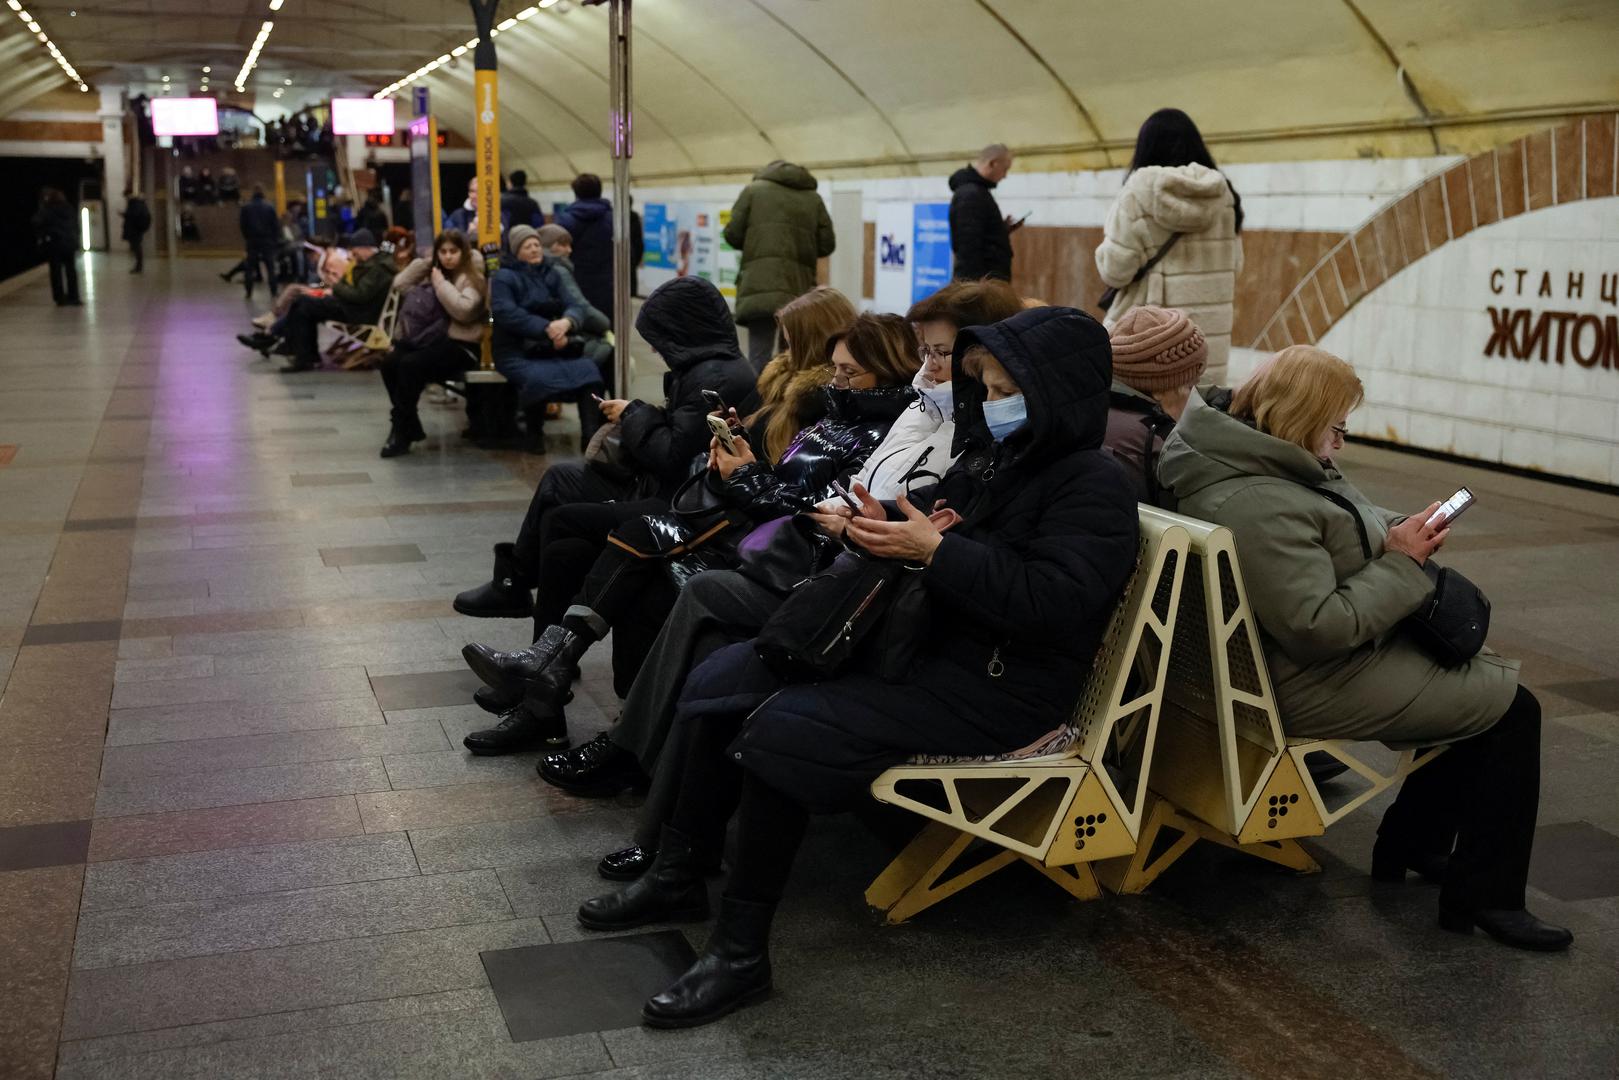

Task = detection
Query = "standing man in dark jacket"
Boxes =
[33,188,80,306]
[556,173,615,326]
[949,143,1018,282]
[501,170,543,233]
[453,275,759,620]
[120,192,152,274]
[725,161,836,373]
[270,229,396,372]
[239,186,281,300]
[355,192,389,237]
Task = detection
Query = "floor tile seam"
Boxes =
[93,777,396,820]
[78,859,427,916]
[54,992,503,1066]
[97,718,448,759]
[82,821,413,869]
[69,901,528,974]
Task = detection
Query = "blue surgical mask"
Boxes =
[982,394,1027,441]
[920,383,953,416]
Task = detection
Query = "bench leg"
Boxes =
[865,822,1020,925]
[1189,818,1321,874]
[1019,856,1102,902]
[1094,796,1199,895]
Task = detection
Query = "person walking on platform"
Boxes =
[239,185,281,301]
[556,174,616,327]
[120,191,152,275]
[949,143,1018,283]
[1096,108,1244,385]
[725,160,836,373]
[32,188,80,306]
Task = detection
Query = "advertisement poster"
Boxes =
[640,202,738,303]
[873,202,915,314]
[911,202,951,303]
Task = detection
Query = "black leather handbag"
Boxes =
[754,549,929,683]
[1315,488,1490,667]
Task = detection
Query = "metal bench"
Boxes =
[864,508,1191,924]
[1095,506,1445,895]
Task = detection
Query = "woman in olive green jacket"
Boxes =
[1159,346,1569,953]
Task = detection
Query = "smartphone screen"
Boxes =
[828,479,861,510]
[1426,486,1475,527]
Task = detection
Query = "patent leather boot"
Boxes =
[538,732,648,797]
[577,826,710,931]
[1439,906,1573,951]
[641,896,776,1029]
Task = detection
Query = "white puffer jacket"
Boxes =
[1096,163,1242,383]
[852,367,958,499]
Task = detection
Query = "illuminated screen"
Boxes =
[151,97,220,137]
[331,98,396,136]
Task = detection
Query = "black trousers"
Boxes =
[379,338,479,429]
[510,460,643,577]
[668,704,808,905]
[47,251,80,304]
[282,294,348,367]
[244,242,279,297]
[1378,686,1543,910]
[129,238,144,272]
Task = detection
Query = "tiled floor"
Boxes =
[1,255,1617,1079]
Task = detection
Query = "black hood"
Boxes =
[949,165,995,192]
[948,306,1113,463]
[634,276,744,374]
[565,197,611,222]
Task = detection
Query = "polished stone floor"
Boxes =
[1,256,1617,1079]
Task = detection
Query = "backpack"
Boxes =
[394,281,449,349]
[1108,390,1178,508]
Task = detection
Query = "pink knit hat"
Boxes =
[1109,306,1207,392]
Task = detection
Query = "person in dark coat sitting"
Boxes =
[555,173,615,326]
[577,305,1139,1028]
[272,229,396,373]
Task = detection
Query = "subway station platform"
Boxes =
[1,257,1617,1079]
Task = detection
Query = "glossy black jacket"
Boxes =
[723,383,916,521]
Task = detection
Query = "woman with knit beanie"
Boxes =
[1096,108,1243,384]
[1105,305,1207,506]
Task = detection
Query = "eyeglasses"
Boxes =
[1329,424,1350,441]
[917,344,951,363]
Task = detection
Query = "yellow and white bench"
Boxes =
[1095,507,1445,894]
[864,508,1191,924]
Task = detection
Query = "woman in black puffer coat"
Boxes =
[579,306,1140,1029]
[460,314,921,752]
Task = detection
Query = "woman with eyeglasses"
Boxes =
[1159,345,1569,953]
[459,312,920,757]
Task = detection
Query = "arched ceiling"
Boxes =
[20,0,1619,182]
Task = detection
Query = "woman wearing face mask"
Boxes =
[1158,346,1568,953]
[459,314,919,754]
[576,306,1139,1027]
[376,229,487,458]
[843,279,1025,501]
[743,287,857,465]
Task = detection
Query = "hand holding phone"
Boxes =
[1425,486,1475,528]
[707,413,739,455]
[828,479,860,511]
[701,390,727,415]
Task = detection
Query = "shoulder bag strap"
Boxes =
[1132,232,1183,285]
[1310,486,1374,560]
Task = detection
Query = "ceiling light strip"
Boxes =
[234,2,283,92]
[6,0,90,91]
[372,3,554,99]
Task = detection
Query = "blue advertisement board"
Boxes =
[911,202,952,303]
[642,202,674,270]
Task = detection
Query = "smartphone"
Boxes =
[590,392,604,403]
[706,413,739,454]
[1426,487,1475,528]
[701,390,727,415]
[828,479,860,510]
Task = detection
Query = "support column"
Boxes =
[607,0,633,393]
[470,0,502,370]
[97,87,127,252]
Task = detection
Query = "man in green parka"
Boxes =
[275,228,397,373]
[724,161,836,373]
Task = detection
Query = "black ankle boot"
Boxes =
[474,684,521,715]
[452,543,534,618]
[462,704,568,756]
[463,624,588,700]
[1438,905,1573,951]
[578,826,710,931]
[598,844,653,881]
[380,426,412,458]
[1370,838,1450,883]
[538,732,648,797]
[642,896,776,1029]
